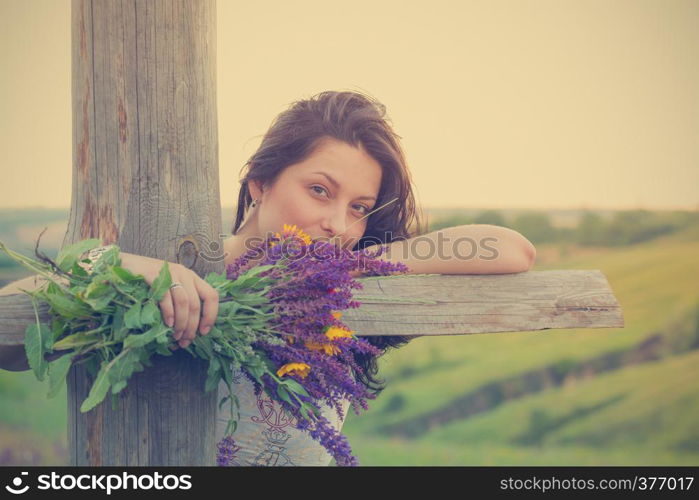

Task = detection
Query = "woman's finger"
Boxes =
[171,282,190,341]
[194,278,219,335]
[180,278,201,348]
[158,289,176,332]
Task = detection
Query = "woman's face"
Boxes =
[249,137,382,250]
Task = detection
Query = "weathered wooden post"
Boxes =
[64,0,220,464]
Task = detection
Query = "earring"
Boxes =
[251,198,260,208]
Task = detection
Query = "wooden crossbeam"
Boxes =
[0,270,623,348]
[345,270,624,336]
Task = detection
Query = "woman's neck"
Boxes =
[223,218,264,268]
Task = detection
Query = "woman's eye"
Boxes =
[311,185,369,215]
[310,185,328,197]
[354,205,369,215]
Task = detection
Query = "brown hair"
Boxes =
[232,90,427,396]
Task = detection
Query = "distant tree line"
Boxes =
[1,208,697,271]
[427,209,699,247]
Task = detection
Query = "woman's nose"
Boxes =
[321,211,347,239]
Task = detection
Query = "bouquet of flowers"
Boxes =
[0,224,413,466]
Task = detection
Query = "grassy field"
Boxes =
[340,225,699,465]
[1,224,698,465]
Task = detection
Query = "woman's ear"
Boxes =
[248,179,264,200]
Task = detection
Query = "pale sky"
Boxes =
[1,0,697,210]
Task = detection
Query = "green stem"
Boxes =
[0,242,72,290]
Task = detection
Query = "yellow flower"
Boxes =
[325,326,354,340]
[304,340,341,356]
[270,223,313,247]
[276,362,311,379]
[303,323,354,356]
[331,311,342,320]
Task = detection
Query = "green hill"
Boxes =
[340,227,699,465]
[0,218,697,465]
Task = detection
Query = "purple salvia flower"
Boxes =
[218,227,409,466]
[216,436,242,466]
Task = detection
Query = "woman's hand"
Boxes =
[119,252,219,349]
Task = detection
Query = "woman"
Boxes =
[211,90,427,465]
[0,90,536,465]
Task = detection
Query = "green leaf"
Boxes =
[299,402,321,422]
[124,303,143,330]
[81,280,117,311]
[50,317,65,343]
[282,377,311,398]
[91,246,121,273]
[84,278,110,298]
[80,360,112,412]
[154,343,174,356]
[225,419,238,436]
[218,395,230,411]
[299,404,312,422]
[111,265,140,283]
[52,331,100,350]
[56,238,103,273]
[229,292,270,311]
[122,330,153,350]
[111,307,128,342]
[24,322,50,381]
[204,271,228,288]
[149,261,173,301]
[276,384,292,405]
[123,323,169,349]
[69,261,89,279]
[220,357,234,388]
[234,302,267,314]
[204,368,221,392]
[47,354,73,398]
[112,380,127,394]
[244,359,266,381]
[82,356,99,377]
[233,264,275,285]
[195,335,214,358]
[137,348,154,368]
[108,349,145,394]
[207,356,221,377]
[44,292,92,319]
[140,301,160,326]
[156,331,171,344]
[43,323,57,352]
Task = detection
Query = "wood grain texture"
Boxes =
[0,270,624,343]
[343,270,624,336]
[65,0,220,465]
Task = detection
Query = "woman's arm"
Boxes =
[367,224,536,275]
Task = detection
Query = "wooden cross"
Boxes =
[0,0,623,465]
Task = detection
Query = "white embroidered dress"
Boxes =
[215,366,352,466]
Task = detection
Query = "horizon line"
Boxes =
[0,204,697,212]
